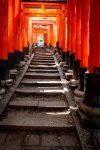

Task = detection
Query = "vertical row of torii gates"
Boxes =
[0,0,100,110]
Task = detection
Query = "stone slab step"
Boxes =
[28,69,58,73]
[0,110,75,131]
[9,100,38,109]
[31,62,55,65]
[15,88,64,95]
[33,58,54,61]
[29,65,57,70]
[32,60,55,63]
[38,100,68,110]
[35,53,52,56]
[25,72,60,79]
[35,54,53,58]
[21,80,62,86]
[8,100,68,110]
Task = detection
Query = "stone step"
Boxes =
[33,58,54,60]
[35,54,52,56]
[29,65,57,70]
[25,72,60,79]
[31,62,55,65]
[28,69,58,73]
[15,88,64,95]
[8,99,68,110]
[32,60,55,63]
[0,109,75,131]
[34,54,53,58]
[21,80,62,86]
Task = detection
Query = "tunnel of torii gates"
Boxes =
[0,0,100,114]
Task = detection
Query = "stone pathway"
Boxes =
[0,48,82,150]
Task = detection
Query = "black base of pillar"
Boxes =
[56,41,59,49]
[62,52,65,62]
[73,60,80,80]
[69,53,75,69]
[83,72,100,107]
[20,52,24,61]
[23,47,29,56]
[8,52,15,69]
[0,66,1,90]
[58,47,62,55]
[93,67,100,73]
[14,50,21,65]
[44,43,47,47]
[49,43,52,47]
[0,60,10,80]
[65,51,70,65]
[78,67,87,91]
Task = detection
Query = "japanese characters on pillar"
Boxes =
[76,0,81,60]
[0,0,8,60]
[81,0,90,68]
[8,0,14,54]
[89,0,100,72]
[71,0,76,53]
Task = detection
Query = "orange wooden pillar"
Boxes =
[61,5,66,52]
[83,0,100,107]
[47,25,50,46]
[73,0,81,80]
[28,17,33,49]
[0,0,10,80]
[89,0,100,72]
[65,0,71,66]
[32,24,35,46]
[8,0,15,69]
[23,14,29,55]
[14,0,21,64]
[76,0,81,61]
[44,33,47,46]
[59,15,62,48]
[52,23,56,47]
[56,16,60,48]
[50,24,53,47]
[71,0,76,54]
[78,0,89,91]
[67,0,71,52]
[19,10,24,61]
[81,0,89,68]
[69,0,76,69]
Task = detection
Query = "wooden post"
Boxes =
[67,0,71,52]
[88,0,100,72]
[76,0,81,60]
[0,0,9,80]
[61,5,66,52]
[14,0,21,64]
[81,0,90,68]
[71,0,76,53]
[23,14,29,55]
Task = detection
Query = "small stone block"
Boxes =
[64,73,73,81]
